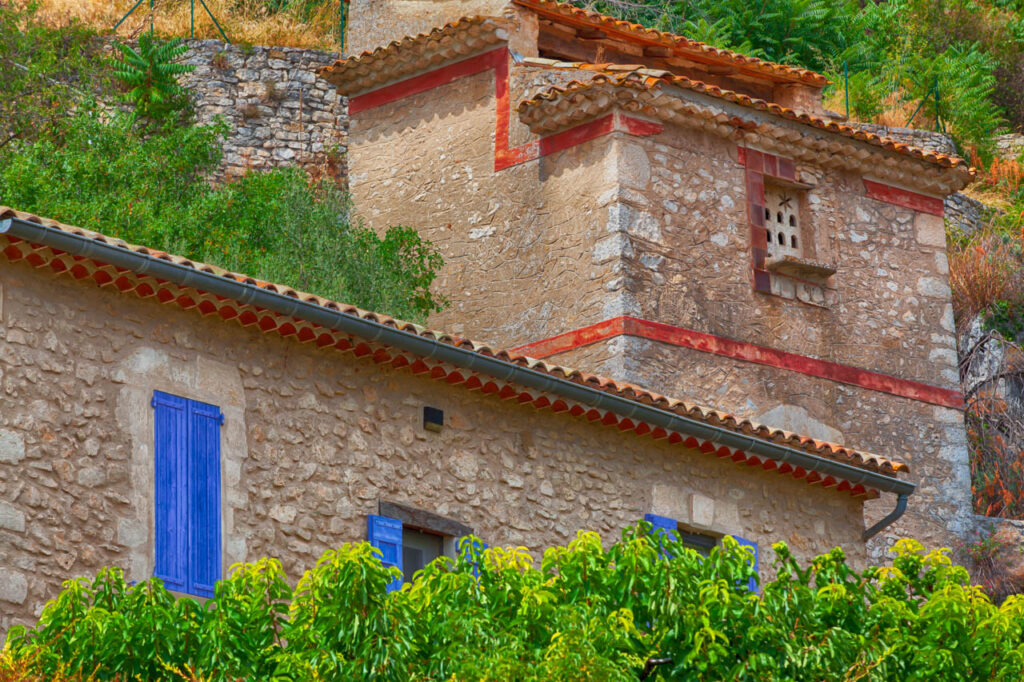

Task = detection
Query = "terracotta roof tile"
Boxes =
[0,206,908,482]
[319,16,508,94]
[514,0,828,86]
[517,67,971,172]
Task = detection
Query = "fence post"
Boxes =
[340,0,347,52]
[843,60,849,119]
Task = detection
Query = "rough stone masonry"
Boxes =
[178,40,347,181]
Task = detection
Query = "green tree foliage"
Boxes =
[575,0,1013,153]
[4,527,1024,680]
[0,104,446,321]
[0,3,110,149]
[111,34,194,123]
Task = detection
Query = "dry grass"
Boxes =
[822,87,937,130]
[21,0,340,50]
[948,226,1024,328]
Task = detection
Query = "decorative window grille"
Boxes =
[764,186,801,259]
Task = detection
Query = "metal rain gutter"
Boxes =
[1,216,917,506]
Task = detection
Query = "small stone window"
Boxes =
[764,185,802,260]
[368,500,476,590]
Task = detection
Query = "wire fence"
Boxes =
[113,0,350,49]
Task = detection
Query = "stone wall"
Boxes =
[995,133,1024,160]
[946,192,989,236]
[853,124,960,156]
[551,124,971,559]
[0,252,868,635]
[178,39,347,181]
[348,64,622,345]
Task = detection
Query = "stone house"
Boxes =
[0,0,976,634]
[327,0,976,561]
[0,206,908,631]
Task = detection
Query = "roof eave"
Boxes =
[518,78,972,193]
[512,0,828,87]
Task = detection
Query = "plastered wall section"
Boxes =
[348,65,623,346]
[0,255,866,634]
[346,0,511,55]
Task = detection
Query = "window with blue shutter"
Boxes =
[734,536,759,593]
[368,514,403,592]
[153,391,223,598]
[644,513,679,558]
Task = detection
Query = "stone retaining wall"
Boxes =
[995,133,1024,160]
[853,123,961,156]
[178,40,347,181]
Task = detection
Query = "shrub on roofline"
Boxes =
[3,523,1024,681]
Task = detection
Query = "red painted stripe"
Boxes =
[349,48,504,114]
[864,179,944,217]
[513,317,628,358]
[538,114,616,156]
[511,316,964,409]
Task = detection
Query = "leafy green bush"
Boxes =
[4,526,1024,681]
[0,104,445,321]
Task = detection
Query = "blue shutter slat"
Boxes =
[153,391,188,592]
[644,513,678,558]
[734,536,759,593]
[189,401,223,598]
[368,515,403,592]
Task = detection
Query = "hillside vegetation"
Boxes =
[0,3,445,321]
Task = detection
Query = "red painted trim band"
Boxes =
[864,179,944,217]
[512,316,964,409]
[348,49,503,114]
[348,48,663,171]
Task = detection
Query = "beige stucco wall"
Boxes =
[0,251,866,635]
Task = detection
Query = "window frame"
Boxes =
[369,502,477,590]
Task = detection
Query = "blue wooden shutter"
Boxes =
[734,536,759,593]
[457,537,488,579]
[368,515,403,592]
[189,400,223,598]
[644,513,678,558]
[153,391,188,592]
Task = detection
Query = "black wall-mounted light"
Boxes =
[423,406,444,432]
